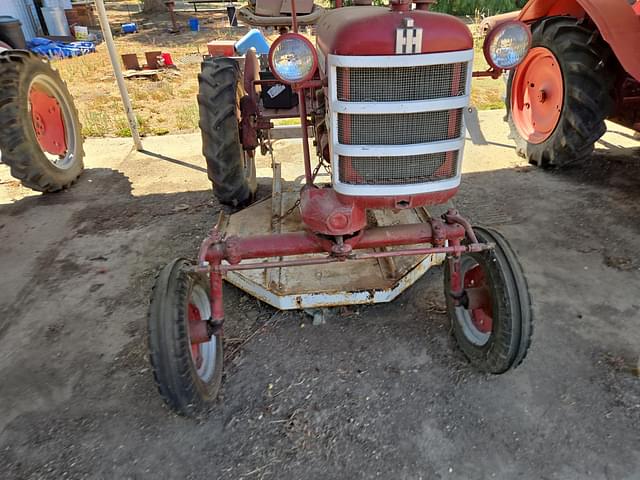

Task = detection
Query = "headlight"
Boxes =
[483,21,531,70]
[268,33,318,84]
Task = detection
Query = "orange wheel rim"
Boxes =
[511,47,564,144]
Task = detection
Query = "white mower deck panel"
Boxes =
[224,188,443,310]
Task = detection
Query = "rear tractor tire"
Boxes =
[506,17,614,168]
[198,56,256,208]
[0,50,84,192]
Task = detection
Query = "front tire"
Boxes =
[198,57,256,207]
[444,227,533,373]
[0,51,84,192]
[148,259,223,416]
[506,18,613,168]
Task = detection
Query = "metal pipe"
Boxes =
[210,266,225,321]
[223,256,336,271]
[206,222,469,265]
[298,88,313,185]
[94,0,143,151]
[353,244,491,260]
[198,243,491,273]
[290,0,298,32]
[355,222,467,250]
[262,113,302,120]
[223,232,324,260]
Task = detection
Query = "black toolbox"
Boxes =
[260,70,298,109]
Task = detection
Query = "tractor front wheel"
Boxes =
[198,57,256,208]
[444,227,533,373]
[148,258,223,416]
[0,51,84,192]
[506,17,613,168]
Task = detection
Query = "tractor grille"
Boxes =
[330,51,472,193]
[338,109,463,145]
[336,62,468,102]
[338,152,459,186]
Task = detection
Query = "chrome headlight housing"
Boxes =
[483,21,532,70]
[268,33,318,84]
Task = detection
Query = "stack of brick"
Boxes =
[64,3,97,29]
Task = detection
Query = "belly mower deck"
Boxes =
[225,188,443,310]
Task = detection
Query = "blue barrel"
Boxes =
[188,17,199,32]
[121,23,138,34]
[234,29,270,55]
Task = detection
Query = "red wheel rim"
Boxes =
[186,283,217,382]
[463,264,493,334]
[29,85,67,156]
[511,47,564,144]
[188,303,204,370]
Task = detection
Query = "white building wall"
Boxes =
[0,0,42,41]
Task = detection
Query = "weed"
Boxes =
[432,0,518,16]
[175,104,199,131]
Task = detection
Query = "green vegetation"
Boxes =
[335,0,521,15]
[431,0,520,15]
[175,104,200,131]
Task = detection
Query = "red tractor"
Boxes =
[148,0,535,415]
[483,0,640,167]
[0,17,84,192]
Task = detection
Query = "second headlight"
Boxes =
[484,21,532,70]
[269,33,318,84]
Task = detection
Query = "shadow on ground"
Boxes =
[0,146,639,479]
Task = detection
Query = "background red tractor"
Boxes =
[148,0,536,415]
[0,16,84,192]
[483,0,640,167]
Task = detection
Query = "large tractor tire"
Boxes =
[0,50,84,192]
[198,57,256,208]
[506,18,613,168]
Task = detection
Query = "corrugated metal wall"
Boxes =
[0,0,42,41]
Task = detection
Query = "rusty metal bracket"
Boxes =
[442,208,480,245]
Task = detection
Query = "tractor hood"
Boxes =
[316,6,473,57]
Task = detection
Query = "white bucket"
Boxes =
[74,25,88,40]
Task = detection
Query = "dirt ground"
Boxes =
[1,111,639,479]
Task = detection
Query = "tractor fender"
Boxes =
[517,0,640,81]
[480,10,521,35]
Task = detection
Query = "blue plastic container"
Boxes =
[188,17,199,32]
[234,29,270,55]
[121,23,137,34]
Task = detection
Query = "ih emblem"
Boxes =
[396,18,423,54]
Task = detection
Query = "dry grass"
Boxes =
[54,1,505,138]
[51,1,248,137]
[471,44,507,111]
